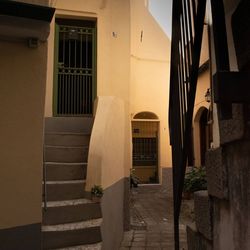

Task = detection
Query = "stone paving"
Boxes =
[119,185,194,250]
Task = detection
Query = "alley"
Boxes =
[120,185,193,250]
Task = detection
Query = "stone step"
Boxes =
[42,219,102,249]
[45,162,87,181]
[44,180,86,201]
[54,242,102,250]
[45,117,94,134]
[43,199,102,225]
[194,190,213,241]
[45,132,90,147]
[44,146,88,163]
[186,223,212,250]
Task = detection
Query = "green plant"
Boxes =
[91,185,103,197]
[183,166,207,193]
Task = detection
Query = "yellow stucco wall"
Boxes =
[45,0,131,187]
[86,96,127,190]
[0,40,47,229]
[45,0,131,116]
[130,0,172,183]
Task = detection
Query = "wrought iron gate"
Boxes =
[132,121,159,184]
[53,19,96,116]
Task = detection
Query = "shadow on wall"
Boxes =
[86,96,128,250]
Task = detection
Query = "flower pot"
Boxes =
[91,196,102,203]
[182,191,192,200]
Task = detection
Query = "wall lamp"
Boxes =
[205,88,211,102]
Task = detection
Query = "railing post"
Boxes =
[169,0,207,249]
[210,0,232,119]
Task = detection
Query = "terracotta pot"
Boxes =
[91,196,102,203]
[182,191,192,200]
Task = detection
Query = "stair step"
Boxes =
[42,117,101,249]
[45,146,88,163]
[42,220,102,249]
[43,199,102,225]
[43,198,92,207]
[44,180,86,201]
[42,218,102,232]
[54,242,102,250]
[45,162,87,181]
[45,117,94,134]
[45,133,90,147]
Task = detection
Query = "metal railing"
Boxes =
[57,67,93,115]
[169,0,207,249]
[133,137,157,166]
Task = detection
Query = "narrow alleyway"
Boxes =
[120,185,194,250]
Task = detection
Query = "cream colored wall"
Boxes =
[45,0,131,184]
[86,96,126,190]
[200,25,209,66]
[0,40,47,229]
[130,0,172,183]
[45,0,130,116]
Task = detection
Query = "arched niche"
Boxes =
[133,111,159,120]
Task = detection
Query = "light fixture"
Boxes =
[205,88,211,102]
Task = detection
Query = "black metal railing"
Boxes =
[169,0,207,249]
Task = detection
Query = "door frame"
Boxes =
[53,18,97,117]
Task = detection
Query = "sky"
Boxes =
[148,0,172,38]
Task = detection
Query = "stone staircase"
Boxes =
[42,117,102,250]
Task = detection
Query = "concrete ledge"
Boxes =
[187,223,212,250]
[205,147,228,199]
[123,177,130,231]
[42,226,101,249]
[161,167,173,197]
[194,191,213,241]
[101,178,125,250]
[43,201,102,225]
[219,104,244,144]
[45,117,93,134]
[0,223,41,250]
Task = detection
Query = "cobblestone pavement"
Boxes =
[119,185,194,250]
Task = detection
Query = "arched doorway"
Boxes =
[132,112,159,184]
[194,107,212,166]
[199,109,209,165]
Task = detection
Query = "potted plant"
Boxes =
[91,185,103,202]
[183,166,207,199]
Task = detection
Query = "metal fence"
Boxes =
[133,137,157,166]
[169,0,207,248]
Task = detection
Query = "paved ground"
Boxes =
[119,185,194,250]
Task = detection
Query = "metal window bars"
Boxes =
[169,0,207,249]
